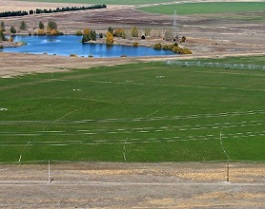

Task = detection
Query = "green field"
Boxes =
[19,0,176,5]
[140,2,265,15]
[0,56,265,163]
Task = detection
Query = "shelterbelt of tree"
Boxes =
[0,4,106,18]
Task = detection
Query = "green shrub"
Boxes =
[172,46,182,53]
[131,26,138,37]
[75,30,83,36]
[182,48,192,54]
[132,42,138,47]
[153,43,162,50]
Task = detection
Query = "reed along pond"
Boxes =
[1,35,174,57]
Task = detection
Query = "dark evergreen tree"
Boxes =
[1,21,5,31]
[39,21,45,29]
[20,21,27,30]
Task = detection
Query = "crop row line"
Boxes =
[1,130,264,146]
[0,109,264,125]
[0,120,263,136]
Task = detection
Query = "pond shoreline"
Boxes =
[1,34,168,49]
[1,35,175,58]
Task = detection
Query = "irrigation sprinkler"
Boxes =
[220,129,230,182]
[123,139,127,162]
[18,154,22,163]
[226,160,230,182]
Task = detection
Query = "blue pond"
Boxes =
[1,35,174,57]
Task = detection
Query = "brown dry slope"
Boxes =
[1,0,265,78]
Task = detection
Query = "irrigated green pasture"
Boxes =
[19,0,176,5]
[140,2,265,15]
[0,56,264,163]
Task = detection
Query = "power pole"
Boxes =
[227,160,230,182]
[173,10,178,41]
[48,160,51,184]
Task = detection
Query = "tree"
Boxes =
[164,30,173,41]
[106,31,114,46]
[153,43,162,50]
[47,21,59,35]
[82,29,97,43]
[50,29,59,35]
[114,28,126,39]
[10,26,16,34]
[19,21,28,30]
[83,28,90,35]
[181,36,186,43]
[131,26,138,37]
[90,30,97,41]
[37,29,46,35]
[39,21,44,29]
[0,21,5,31]
[108,26,114,35]
[47,20,57,34]
[0,30,7,42]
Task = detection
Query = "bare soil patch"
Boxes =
[0,162,264,208]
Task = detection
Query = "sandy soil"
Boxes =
[0,1,265,208]
[0,162,265,208]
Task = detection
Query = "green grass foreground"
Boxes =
[140,2,265,15]
[0,56,265,163]
[19,0,176,5]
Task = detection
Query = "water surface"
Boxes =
[1,35,174,57]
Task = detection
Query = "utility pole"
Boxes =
[227,161,230,182]
[173,10,178,41]
[48,160,51,184]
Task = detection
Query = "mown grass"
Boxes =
[0,56,264,163]
[140,2,265,15]
[19,0,176,5]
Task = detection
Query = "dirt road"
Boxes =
[0,162,265,208]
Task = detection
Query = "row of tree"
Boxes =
[0,4,106,18]
[81,26,140,44]
[0,20,61,35]
[0,10,28,18]
[36,21,62,36]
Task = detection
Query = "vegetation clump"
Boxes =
[106,31,114,46]
[114,28,126,39]
[0,21,5,31]
[0,29,7,42]
[82,28,97,43]
[19,21,28,31]
[155,42,192,54]
[10,26,16,34]
[153,43,162,50]
[131,26,139,37]
[75,30,83,36]
[132,42,139,47]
